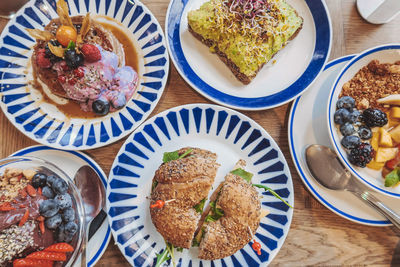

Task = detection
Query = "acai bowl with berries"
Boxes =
[328,44,400,198]
[0,156,85,266]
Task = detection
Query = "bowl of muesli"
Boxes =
[0,156,85,266]
[328,44,400,198]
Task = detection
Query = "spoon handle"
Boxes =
[353,190,400,229]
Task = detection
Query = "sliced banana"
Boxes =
[377,95,400,106]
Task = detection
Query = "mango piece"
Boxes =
[366,160,385,170]
[390,125,400,143]
[379,128,393,147]
[371,130,380,151]
[391,107,400,119]
[376,147,398,162]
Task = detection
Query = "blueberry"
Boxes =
[334,109,350,125]
[348,110,361,124]
[92,97,110,115]
[39,199,59,218]
[359,125,372,140]
[46,175,57,187]
[54,194,72,210]
[65,50,84,69]
[42,186,55,199]
[341,135,361,149]
[31,173,47,188]
[62,207,75,222]
[45,214,62,230]
[52,178,68,195]
[64,221,78,241]
[340,123,355,136]
[337,96,355,110]
[56,224,66,242]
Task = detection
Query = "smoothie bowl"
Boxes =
[328,44,400,198]
[0,156,85,266]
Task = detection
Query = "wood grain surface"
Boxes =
[1,0,400,266]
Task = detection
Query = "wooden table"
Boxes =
[1,0,400,266]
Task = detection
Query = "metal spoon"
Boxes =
[74,165,106,267]
[305,144,400,229]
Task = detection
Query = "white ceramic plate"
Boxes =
[166,0,331,110]
[327,44,400,198]
[289,55,400,226]
[107,104,293,266]
[0,0,169,150]
[10,145,111,266]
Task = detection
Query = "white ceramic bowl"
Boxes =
[327,44,400,198]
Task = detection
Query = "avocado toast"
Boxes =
[187,0,303,84]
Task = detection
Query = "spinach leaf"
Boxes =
[194,198,206,213]
[162,148,193,163]
[252,184,293,208]
[385,169,400,187]
[231,168,253,183]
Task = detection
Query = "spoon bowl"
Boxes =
[305,144,400,230]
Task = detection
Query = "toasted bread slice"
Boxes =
[31,16,124,100]
[187,0,303,84]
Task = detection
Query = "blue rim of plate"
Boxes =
[10,145,112,266]
[0,0,169,150]
[328,44,400,198]
[289,55,391,226]
[107,103,294,266]
[165,0,332,110]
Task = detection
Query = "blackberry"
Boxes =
[362,108,388,127]
[348,143,374,168]
[65,50,84,69]
[45,40,62,63]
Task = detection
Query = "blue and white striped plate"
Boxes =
[107,104,293,266]
[166,0,331,110]
[0,0,169,150]
[289,55,400,226]
[11,145,111,266]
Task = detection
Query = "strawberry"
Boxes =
[26,184,37,197]
[19,209,29,227]
[36,50,52,69]
[26,251,66,261]
[81,44,101,62]
[19,188,27,199]
[0,202,15,211]
[39,220,45,234]
[13,258,53,267]
[45,243,74,253]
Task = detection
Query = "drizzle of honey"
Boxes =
[34,20,139,119]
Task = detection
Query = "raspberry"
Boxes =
[81,44,101,62]
[73,67,84,78]
[58,75,66,84]
[36,50,52,68]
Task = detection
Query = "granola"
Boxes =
[340,60,400,111]
[0,168,35,204]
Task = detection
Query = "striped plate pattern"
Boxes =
[0,0,168,150]
[107,104,293,266]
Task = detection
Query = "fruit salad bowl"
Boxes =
[0,156,85,266]
[327,44,400,198]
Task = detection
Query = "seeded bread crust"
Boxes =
[150,147,220,249]
[188,12,303,85]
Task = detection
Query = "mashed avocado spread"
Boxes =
[188,0,303,77]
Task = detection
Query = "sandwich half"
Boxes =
[195,160,269,260]
[150,147,220,248]
[187,0,303,84]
